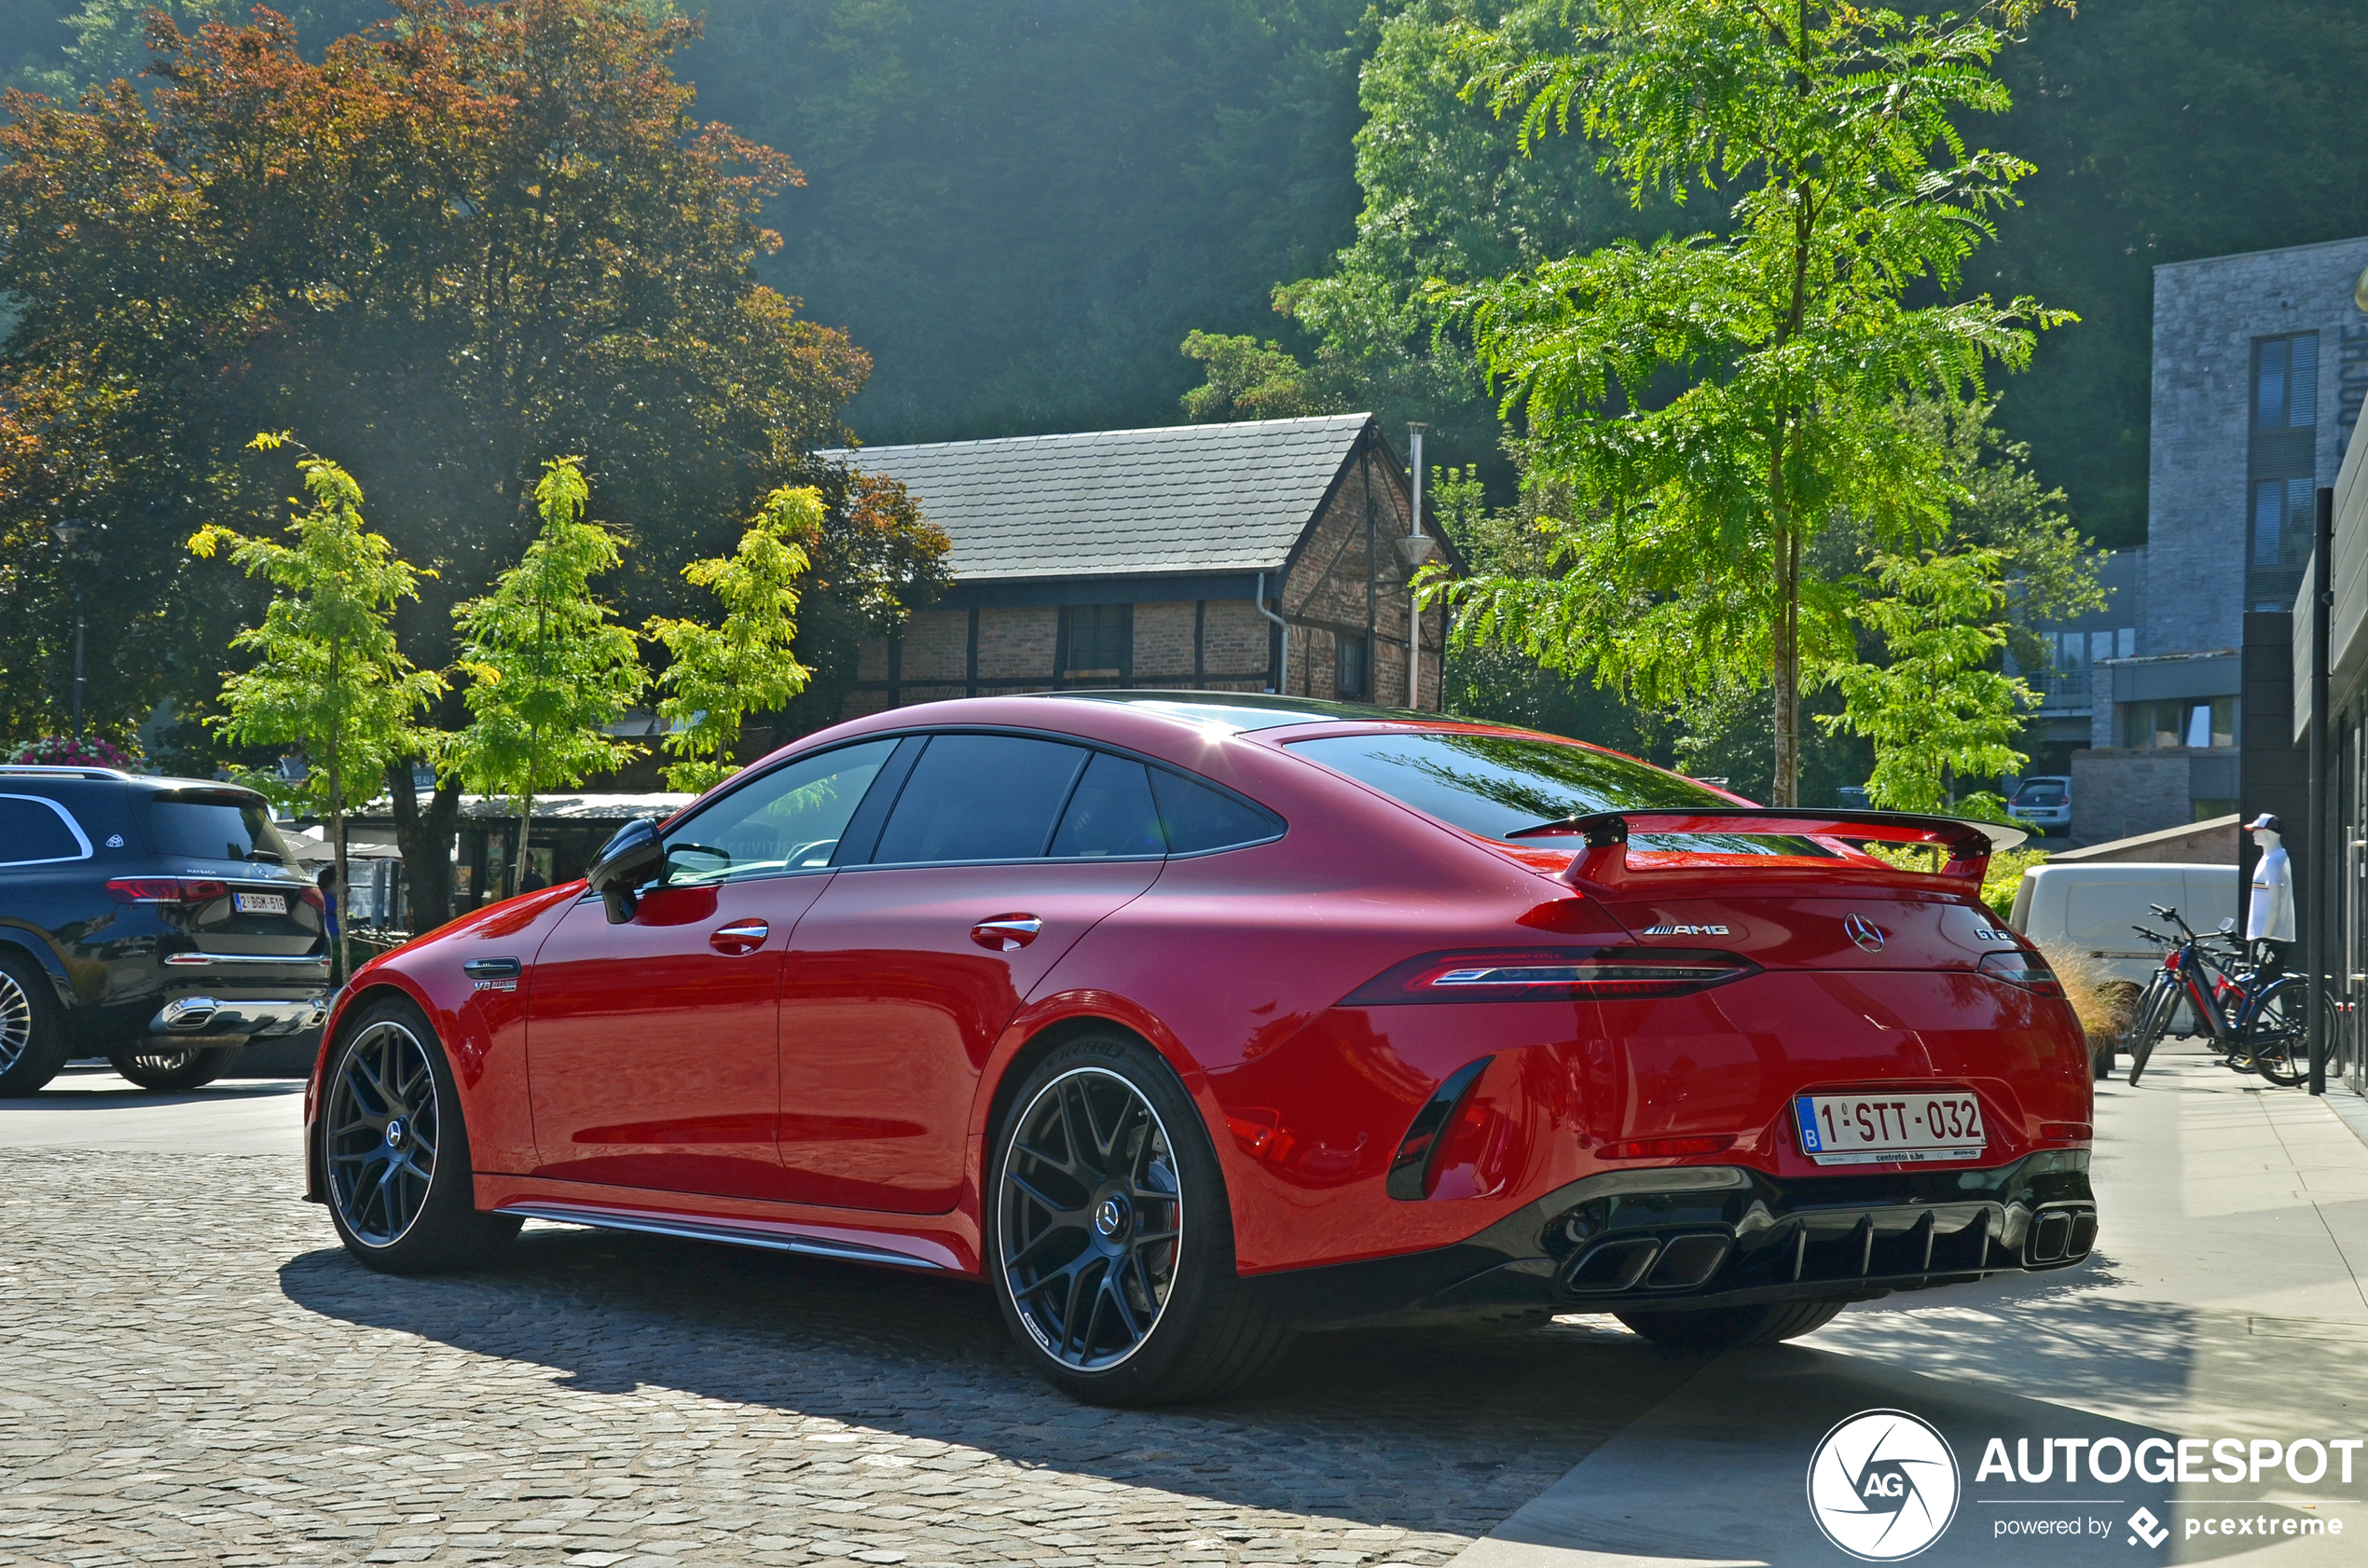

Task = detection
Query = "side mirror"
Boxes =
[586,818,665,924]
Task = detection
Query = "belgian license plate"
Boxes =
[1795,1093,1985,1165]
[234,892,288,915]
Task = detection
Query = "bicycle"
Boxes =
[2124,904,2310,1086]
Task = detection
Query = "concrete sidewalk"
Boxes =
[1454,1039,2368,1567]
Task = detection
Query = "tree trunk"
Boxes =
[1771,521,1800,807]
[328,641,349,986]
[388,760,461,930]
[516,722,537,899]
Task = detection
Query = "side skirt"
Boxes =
[495,1200,953,1271]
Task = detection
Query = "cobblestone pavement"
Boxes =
[0,1151,1703,1568]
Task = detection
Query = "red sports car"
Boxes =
[306,694,2095,1404]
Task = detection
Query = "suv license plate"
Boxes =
[1795,1093,1985,1166]
[234,892,288,915]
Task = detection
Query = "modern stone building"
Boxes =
[2044,236,2368,840]
[829,415,1455,716]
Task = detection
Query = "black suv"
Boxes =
[0,766,330,1093]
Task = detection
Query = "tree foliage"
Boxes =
[0,0,888,758]
[645,485,819,793]
[450,457,646,895]
[188,434,444,967]
[1430,0,2070,805]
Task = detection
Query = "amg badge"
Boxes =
[1640,923,1731,937]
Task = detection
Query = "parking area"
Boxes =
[6,1041,2368,1568]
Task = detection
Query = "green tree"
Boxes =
[0,0,928,909]
[1820,546,2031,816]
[187,434,445,974]
[1434,0,2071,805]
[644,485,820,793]
[450,458,646,898]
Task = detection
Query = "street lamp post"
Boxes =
[51,519,89,738]
[1396,424,1436,710]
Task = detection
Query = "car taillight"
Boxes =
[2039,1121,2092,1142]
[1978,949,2064,995]
[298,887,325,911]
[105,878,230,905]
[1342,946,1757,1005]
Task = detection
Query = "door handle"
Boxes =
[971,915,1043,952]
[709,919,771,956]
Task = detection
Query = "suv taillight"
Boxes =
[105,877,229,905]
[1342,946,1757,1005]
[1978,949,2064,996]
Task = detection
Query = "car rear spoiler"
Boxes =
[1507,807,2028,893]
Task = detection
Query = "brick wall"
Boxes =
[2147,236,2368,658]
[2071,750,2199,843]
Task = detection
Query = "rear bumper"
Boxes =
[145,994,328,1042]
[1248,1151,2094,1328]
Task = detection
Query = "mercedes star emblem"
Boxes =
[1843,913,1887,953]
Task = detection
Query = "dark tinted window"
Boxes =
[871,735,1088,863]
[664,738,899,885]
[146,798,295,865]
[1150,769,1278,855]
[0,795,87,865]
[1287,732,1820,855]
[1049,753,1164,859]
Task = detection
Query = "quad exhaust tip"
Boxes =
[1561,1232,1734,1296]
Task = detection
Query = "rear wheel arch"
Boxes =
[0,930,72,1006]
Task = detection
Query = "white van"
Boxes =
[2007,861,2241,985]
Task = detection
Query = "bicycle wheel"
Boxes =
[2126,981,2179,1086]
[2244,977,2308,1087]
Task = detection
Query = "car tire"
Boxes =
[986,1030,1293,1406]
[320,996,519,1273]
[0,953,72,1097]
[107,1045,240,1092]
[1614,1300,1846,1349]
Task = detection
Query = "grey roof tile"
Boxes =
[820,413,1374,582]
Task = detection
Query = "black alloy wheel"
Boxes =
[320,999,518,1272]
[326,1017,443,1245]
[998,1066,1184,1370]
[0,956,69,1096]
[987,1034,1291,1405]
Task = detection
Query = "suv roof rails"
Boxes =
[0,763,137,781]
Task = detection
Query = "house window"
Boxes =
[1336,633,1370,701]
[1062,604,1129,676]
[2125,697,2237,750]
[2250,333,2320,612]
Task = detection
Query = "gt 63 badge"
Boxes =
[1807,1409,1961,1561]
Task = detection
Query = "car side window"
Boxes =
[1150,768,1281,855]
[662,737,901,886]
[868,734,1089,864]
[1048,753,1165,859]
[0,794,89,866]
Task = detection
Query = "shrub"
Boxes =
[7,735,141,770]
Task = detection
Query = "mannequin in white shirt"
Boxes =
[2246,813,2294,982]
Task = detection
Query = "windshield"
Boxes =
[1287,731,1830,855]
[147,797,298,866]
[2016,784,2067,806]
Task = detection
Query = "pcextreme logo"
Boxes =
[1807,1410,1962,1561]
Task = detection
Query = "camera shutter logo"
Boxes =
[1806,1409,1961,1561]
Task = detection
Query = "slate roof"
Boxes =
[821,413,1375,583]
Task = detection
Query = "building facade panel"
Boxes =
[2147,237,2368,659]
